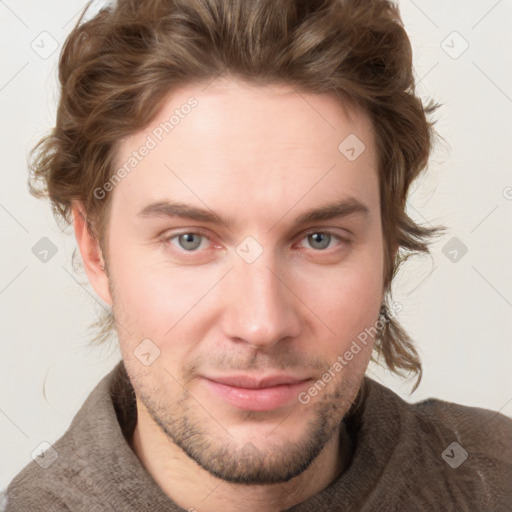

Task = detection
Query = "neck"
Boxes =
[129,401,351,512]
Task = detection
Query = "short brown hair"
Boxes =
[29,0,445,392]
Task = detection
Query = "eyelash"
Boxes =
[160,228,350,255]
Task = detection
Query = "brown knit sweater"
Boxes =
[3,361,512,511]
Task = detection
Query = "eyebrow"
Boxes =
[136,197,369,230]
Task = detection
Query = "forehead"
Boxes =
[110,78,379,229]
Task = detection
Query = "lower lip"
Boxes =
[202,378,311,412]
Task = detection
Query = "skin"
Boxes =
[73,78,385,512]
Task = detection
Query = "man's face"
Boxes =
[103,78,384,484]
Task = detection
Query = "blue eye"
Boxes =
[166,232,209,252]
[177,233,202,251]
[306,232,332,250]
[300,231,345,251]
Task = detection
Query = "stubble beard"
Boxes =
[128,365,364,485]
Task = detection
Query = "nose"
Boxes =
[221,253,301,349]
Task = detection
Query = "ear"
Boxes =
[71,201,113,306]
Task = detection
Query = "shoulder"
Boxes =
[361,378,512,508]
[3,419,110,512]
[413,394,512,457]
[365,377,512,457]
[2,463,72,511]
[2,364,125,512]
[2,423,87,511]
[405,391,512,508]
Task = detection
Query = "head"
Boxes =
[30,0,443,485]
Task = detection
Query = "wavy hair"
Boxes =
[29,0,445,392]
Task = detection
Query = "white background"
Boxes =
[1,0,511,490]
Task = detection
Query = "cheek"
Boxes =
[110,251,221,347]
[296,245,384,354]
[321,275,381,336]
[114,270,184,328]
[112,270,198,376]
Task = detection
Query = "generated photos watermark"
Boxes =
[94,96,199,200]
[298,301,403,405]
